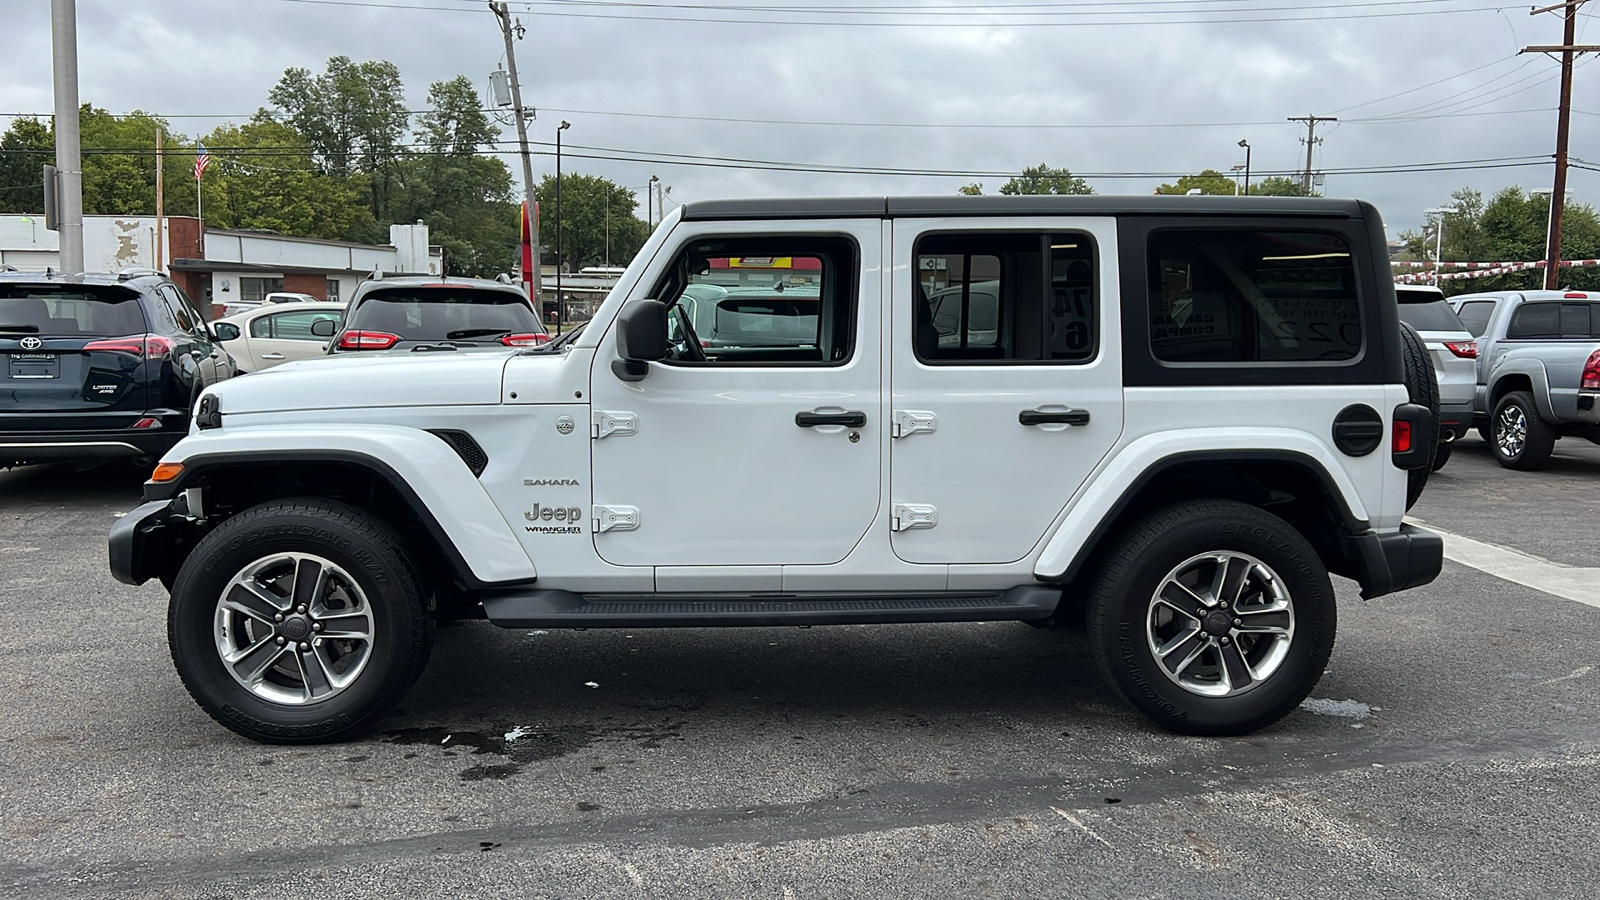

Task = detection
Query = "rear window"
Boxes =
[347,287,541,341]
[711,293,820,348]
[1397,298,1466,332]
[0,285,148,337]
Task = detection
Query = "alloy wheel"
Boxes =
[1146,552,1295,698]
[213,552,375,705]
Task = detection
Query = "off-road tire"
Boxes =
[1086,500,1336,737]
[1400,322,1439,509]
[167,498,432,744]
[1490,390,1557,470]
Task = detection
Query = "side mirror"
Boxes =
[612,300,668,382]
[311,319,336,338]
[212,322,240,341]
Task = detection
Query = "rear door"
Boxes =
[888,218,1125,564]
[0,284,152,430]
[246,307,344,369]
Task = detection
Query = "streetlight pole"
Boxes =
[1424,206,1456,287]
[555,120,570,331]
[647,174,659,228]
[50,0,83,275]
[1237,139,1251,196]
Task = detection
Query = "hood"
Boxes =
[207,349,518,414]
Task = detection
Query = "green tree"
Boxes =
[388,76,519,277]
[957,182,983,196]
[269,57,410,220]
[197,116,371,240]
[998,163,1093,195]
[533,173,649,274]
[0,117,53,212]
[1249,176,1311,197]
[1155,169,1238,196]
[1398,186,1600,295]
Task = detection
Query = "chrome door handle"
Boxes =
[1019,408,1090,426]
[796,409,867,428]
[261,353,285,360]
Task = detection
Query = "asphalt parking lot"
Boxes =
[2,434,1598,899]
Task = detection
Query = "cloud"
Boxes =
[3,0,1595,234]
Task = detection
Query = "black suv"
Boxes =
[0,269,234,468]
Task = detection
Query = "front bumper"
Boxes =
[108,499,178,586]
[1350,523,1443,600]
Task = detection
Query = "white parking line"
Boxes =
[1408,518,1600,610]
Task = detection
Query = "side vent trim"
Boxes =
[428,429,489,477]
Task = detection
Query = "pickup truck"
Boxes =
[1449,290,1600,469]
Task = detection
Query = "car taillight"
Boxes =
[1444,340,1477,359]
[498,333,550,347]
[1392,419,1412,454]
[337,330,400,350]
[1564,292,1589,299]
[83,334,173,359]
[1583,350,1600,390]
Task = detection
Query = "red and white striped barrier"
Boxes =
[1394,258,1600,283]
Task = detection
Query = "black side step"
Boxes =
[479,585,1062,629]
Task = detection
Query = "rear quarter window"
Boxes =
[0,285,148,336]
[1148,230,1361,363]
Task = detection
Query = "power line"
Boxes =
[267,0,1508,26]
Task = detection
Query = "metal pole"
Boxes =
[1544,1,1580,289]
[556,121,569,331]
[1239,140,1251,195]
[154,126,164,271]
[492,2,540,308]
[1434,217,1445,287]
[50,0,83,275]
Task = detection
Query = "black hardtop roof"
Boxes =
[678,195,1368,222]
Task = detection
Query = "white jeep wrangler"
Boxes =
[110,196,1443,743]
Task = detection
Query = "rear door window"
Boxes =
[262,309,343,340]
[0,285,148,337]
[1507,303,1560,339]
[1454,300,1495,337]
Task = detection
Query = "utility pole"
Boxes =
[1287,115,1336,196]
[50,0,83,275]
[154,126,164,271]
[1524,0,1599,289]
[490,2,539,307]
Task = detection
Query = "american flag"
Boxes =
[194,143,210,181]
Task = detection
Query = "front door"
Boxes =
[889,218,1124,564]
[587,220,883,568]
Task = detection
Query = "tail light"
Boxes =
[1583,350,1600,390]
[1444,340,1477,359]
[1392,419,1413,453]
[337,330,400,351]
[131,417,162,430]
[497,333,550,347]
[84,334,174,359]
[1564,292,1589,299]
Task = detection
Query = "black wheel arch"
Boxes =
[1045,450,1378,597]
[135,450,524,598]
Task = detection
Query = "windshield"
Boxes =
[0,285,148,336]
[347,287,543,341]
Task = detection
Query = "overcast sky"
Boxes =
[3,0,1598,238]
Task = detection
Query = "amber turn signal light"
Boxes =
[149,462,185,483]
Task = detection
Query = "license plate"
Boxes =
[7,353,60,379]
